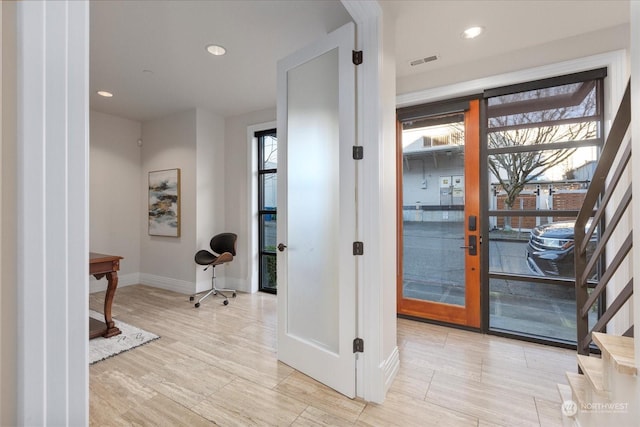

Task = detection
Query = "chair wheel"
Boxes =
[195,302,200,308]
[223,300,229,306]
[232,292,236,298]
[189,296,194,301]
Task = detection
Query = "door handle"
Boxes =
[460,235,477,256]
[277,243,287,252]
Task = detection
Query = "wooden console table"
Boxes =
[89,252,123,339]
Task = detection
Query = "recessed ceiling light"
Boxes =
[97,90,113,98]
[206,44,226,56]
[462,26,484,39]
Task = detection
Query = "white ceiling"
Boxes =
[90,0,352,122]
[392,0,629,79]
[90,0,630,123]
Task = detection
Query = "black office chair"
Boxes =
[190,232,237,307]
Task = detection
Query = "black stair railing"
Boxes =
[575,80,632,355]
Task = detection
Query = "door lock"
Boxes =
[468,215,477,231]
[460,235,477,256]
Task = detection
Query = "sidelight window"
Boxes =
[257,129,277,293]
[485,69,606,343]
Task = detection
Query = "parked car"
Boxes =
[526,220,597,277]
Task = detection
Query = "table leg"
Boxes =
[102,271,121,338]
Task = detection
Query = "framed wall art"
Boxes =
[148,168,181,237]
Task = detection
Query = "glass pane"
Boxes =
[286,48,339,352]
[261,255,277,290]
[259,173,277,211]
[528,224,598,279]
[487,145,600,279]
[486,77,604,343]
[260,214,277,252]
[489,214,599,279]
[488,146,598,217]
[488,216,531,276]
[487,80,600,145]
[402,114,466,306]
[260,134,278,170]
[490,278,599,342]
[403,221,466,305]
[488,143,601,277]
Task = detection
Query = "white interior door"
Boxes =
[276,22,357,398]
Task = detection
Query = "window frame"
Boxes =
[481,69,607,344]
[256,129,278,294]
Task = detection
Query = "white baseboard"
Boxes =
[139,273,195,295]
[382,345,400,395]
[89,272,140,294]
[89,272,248,295]
[224,277,250,293]
[360,345,400,403]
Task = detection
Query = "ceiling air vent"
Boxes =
[410,55,439,67]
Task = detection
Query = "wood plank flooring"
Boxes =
[90,285,575,426]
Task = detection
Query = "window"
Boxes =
[257,129,277,293]
[484,69,606,343]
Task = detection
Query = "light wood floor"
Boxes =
[90,285,576,426]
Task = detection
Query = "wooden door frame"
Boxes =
[396,99,481,328]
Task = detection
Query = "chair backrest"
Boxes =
[210,232,237,256]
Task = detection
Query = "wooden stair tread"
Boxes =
[565,372,588,405]
[592,332,637,375]
[557,383,573,403]
[576,354,607,394]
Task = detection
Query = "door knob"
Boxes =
[277,243,287,252]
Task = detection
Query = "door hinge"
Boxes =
[353,146,363,160]
[353,241,364,255]
[352,50,363,65]
[353,337,364,353]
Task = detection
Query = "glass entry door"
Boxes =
[397,99,480,328]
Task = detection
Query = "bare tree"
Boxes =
[263,135,278,167]
[487,83,598,228]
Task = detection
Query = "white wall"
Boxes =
[605,132,633,335]
[195,108,226,292]
[140,109,198,292]
[1,1,17,424]
[342,0,399,403]
[403,156,464,207]
[224,107,276,293]
[631,0,640,369]
[139,108,226,294]
[90,110,142,291]
[380,1,399,396]
[398,24,629,96]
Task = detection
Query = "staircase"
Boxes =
[557,81,636,426]
[558,332,637,426]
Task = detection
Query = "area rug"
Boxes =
[89,310,160,364]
